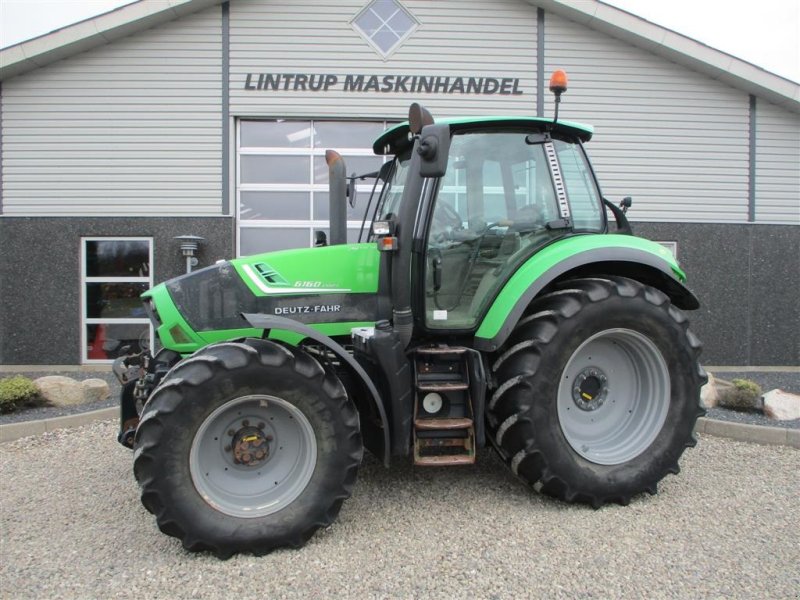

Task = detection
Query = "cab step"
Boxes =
[414,417,473,430]
[417,382,469,392]
[412,345,476,466]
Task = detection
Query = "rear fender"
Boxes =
[474,237,699,352]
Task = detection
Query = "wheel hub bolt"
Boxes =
[572,367,610,411]
[257,422,266,430]
[230,426,270,467]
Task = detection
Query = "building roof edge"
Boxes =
[532,0,800,113]
[0,0,224,80]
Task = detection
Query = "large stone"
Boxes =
[762,389,800,421]
[33,376,111,407]
[34,376,84,407]
[700,372,718,408]
[81,378,111,403]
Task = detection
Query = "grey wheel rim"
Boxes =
[557,328,670,466]
[189,394,317,518]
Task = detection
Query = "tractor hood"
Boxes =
[142,243,382,354]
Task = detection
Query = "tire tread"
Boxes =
[487,276,706,508]
[133,339,362,558]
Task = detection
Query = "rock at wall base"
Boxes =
[763,389,800,421]
[34,376,111,407]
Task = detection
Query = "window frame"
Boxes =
[80,237,154,364]
[236,119,392,257]
[350,0,419,59]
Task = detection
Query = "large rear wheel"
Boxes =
[133,339,362,558]
[488,276,706,507]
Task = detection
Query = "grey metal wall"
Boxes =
[0,7,223,217]
[755,100,800,223]
[229,0,538,118]
[544,13,753,223]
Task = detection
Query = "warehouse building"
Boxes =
[0,0,798,366]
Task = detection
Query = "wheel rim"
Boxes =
[557,328,670,466]
[189,394,317,518]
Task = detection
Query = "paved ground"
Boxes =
[1,420,797,599]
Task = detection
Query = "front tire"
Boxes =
[133,339,362,558]
[487,276,706,507]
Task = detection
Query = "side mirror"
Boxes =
[603,198,633,235]
[314,230,328,247]
[417,123,451,178]
[409,102,434,135]
[347,175,357,208]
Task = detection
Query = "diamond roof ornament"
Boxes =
[352,0,419,58]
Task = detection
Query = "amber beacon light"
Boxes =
[549,69,568,122]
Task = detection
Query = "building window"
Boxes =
[81,238,153,363]
[237,120,389,257]
[656,241,678,258]
[351,0,419,58]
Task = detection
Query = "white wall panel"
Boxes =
[229,0,538,119]
[755,100,800,224]
[1,7,222,216]
[544,14,750,223]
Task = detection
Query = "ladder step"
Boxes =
[415,454,475,466]
[415,346,469,355]
[417,382,468,392]
[415,417,473,430]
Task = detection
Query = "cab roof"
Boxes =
[373,116,594,155]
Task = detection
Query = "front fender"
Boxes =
[474,235,699,352]
[242,313,391,466]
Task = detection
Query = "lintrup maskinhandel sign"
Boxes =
[244,73,525,95]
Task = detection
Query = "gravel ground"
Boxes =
[1,420,798,599]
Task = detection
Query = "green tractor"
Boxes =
[117,73,706,558]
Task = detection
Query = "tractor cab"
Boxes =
[375,115,603,333]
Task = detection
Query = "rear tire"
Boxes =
[133,339,362,558]
[487,276,706,507]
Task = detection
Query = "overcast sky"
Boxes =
[1,0,798,83]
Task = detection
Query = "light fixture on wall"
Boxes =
[174,235,205,274]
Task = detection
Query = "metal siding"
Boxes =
[1,8,222,217]
[229,0,538,119]
[544,14,750,223]
[755,100,800,224]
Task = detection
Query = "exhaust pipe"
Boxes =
[325,150,348,245]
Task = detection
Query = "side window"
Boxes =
[554,140,603,231]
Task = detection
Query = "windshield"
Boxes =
[364,154,411,240]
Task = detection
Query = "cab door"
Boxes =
[422,130,564,331]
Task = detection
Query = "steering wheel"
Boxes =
[430,200,464,244]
